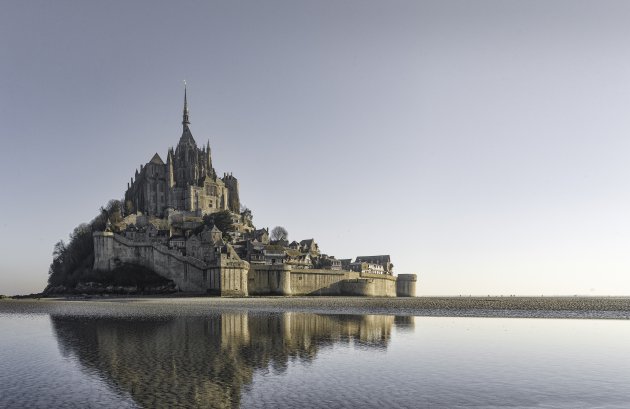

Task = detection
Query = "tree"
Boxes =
[198,210,235,239]
[47,198,126,289]
[240,205,253,227]
[100,199,123,224]
[271,226,288,242]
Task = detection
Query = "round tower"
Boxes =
[396,274,417,297]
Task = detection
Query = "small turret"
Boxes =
[166,148,175,188]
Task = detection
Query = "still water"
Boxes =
[1,305,629,408]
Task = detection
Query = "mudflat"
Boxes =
[2,296,629,319]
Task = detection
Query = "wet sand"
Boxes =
[2,296,629,319]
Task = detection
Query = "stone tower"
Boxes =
[222,173,240,213]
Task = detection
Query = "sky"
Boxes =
[2,0,630,296]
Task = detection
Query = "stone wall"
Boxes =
[342,273,397,297]
[247,264,292,295]
[93,232,249,296]
[248,265,398,297]
[289,269,348,296]
[94,232,412,297]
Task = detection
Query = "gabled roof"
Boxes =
[149,153,164,165]
[355,255,391,263]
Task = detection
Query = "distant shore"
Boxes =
[2,296,629,319]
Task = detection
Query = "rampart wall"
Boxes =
[93,232,248,296]
[94,232,414,297]
[248,265,398,297]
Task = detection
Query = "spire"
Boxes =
[182,80,190,126]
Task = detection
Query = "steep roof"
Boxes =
[178,124,197,147]
[355,255,391,263]
[149,153,164,165]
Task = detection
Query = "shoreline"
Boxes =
[2,296,630,320]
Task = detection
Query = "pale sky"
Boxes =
[2,0,630,296]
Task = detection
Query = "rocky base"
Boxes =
[44,263,178,296]
[44,281,177,296]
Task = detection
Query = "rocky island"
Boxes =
[46,88,417,297]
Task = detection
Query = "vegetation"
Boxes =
[271,226,288,241]
[240,205,254,227]
[47,200,122,288]
[195,210,236,240]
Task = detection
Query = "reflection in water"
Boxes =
[50,313,395,408]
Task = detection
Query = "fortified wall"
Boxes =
[93,232,249,296]
[248,265,400,297]
[94,232,416,297]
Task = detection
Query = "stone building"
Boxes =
[125,87,240,218]
[354,255,394,274]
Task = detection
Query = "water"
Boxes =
[1,302,629,408]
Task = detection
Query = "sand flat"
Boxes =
[2,296,629,319]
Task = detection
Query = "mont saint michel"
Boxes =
[45,88,416,297]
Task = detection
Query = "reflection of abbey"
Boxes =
[94,88,416,296]
[51,312,408,408]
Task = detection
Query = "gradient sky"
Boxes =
[2,0,630,296]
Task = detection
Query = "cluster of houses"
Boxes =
[116,211,393,276]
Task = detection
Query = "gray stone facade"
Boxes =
[124,87,239,218]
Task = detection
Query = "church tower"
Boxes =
[125,84,239,217]
[174,85,200,187]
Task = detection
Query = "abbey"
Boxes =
[93,88,417,297]
[124,88,240,218]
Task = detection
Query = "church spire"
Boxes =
[182,81,190,126]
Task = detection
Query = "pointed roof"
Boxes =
[182,82,190,126]
[149,153,164,165]
[177,83,197,148]
[178,124,197,147]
